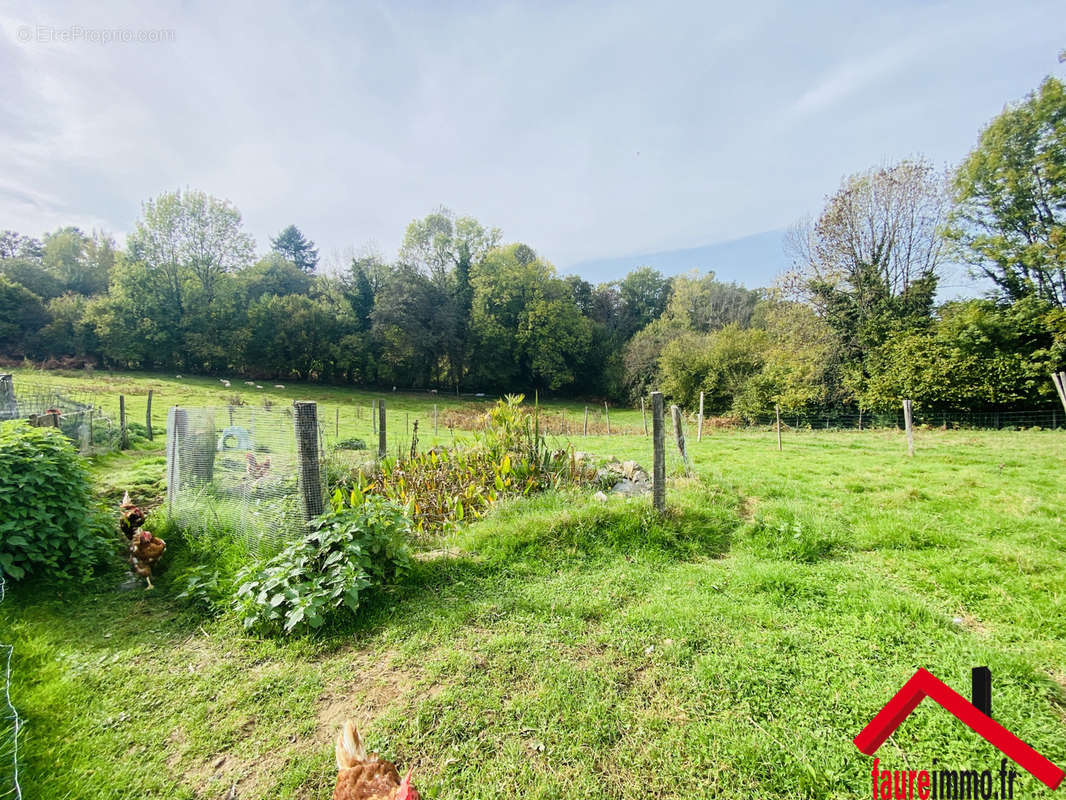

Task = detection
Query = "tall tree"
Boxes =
[947,76,1066,307]
[0,231,43,260]
[271,224,319,273]
[399,208,501,284]
[128,189,254,308]
[787,159,947,364]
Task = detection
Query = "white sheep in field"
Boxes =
[274,384,285,389]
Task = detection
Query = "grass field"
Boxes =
[2,369,1065,799]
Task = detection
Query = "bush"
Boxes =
[0,421,111,581]
[333,437,367,451]
[233,495,413,634]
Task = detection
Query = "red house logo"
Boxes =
[854,668,1064,790]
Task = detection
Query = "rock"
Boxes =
[592,491,608,502]
[622,460,639,479]
[611,479,648,496]
[632,469,650,484]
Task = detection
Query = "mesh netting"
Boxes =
[165,405,331,555]
[0,578,20,800]
[0,375,117,453]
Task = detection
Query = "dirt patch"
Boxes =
[950,611,989,636]
[314,649,422,741]
[738,495,758,521]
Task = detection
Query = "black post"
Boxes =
[293,401,324,522]
[972,666,991,718]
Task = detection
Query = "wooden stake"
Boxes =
[119,394,128,449]
[434,404,438,436]
[671,404,693,476]
[775,403,782,451]
[641,396,648,436]
[697,391,704,442]
[583,406,589,436]
[378,399,387,459]
[651,391,665,512]
[335,407,340,438]
[167,406,186,514]
[903,398,914,457]
[146,389,154,441]
[604,402,610,436]
[293,402,324,521]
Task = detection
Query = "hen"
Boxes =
[129,529,166,590]
[119,492,165,589]
[119,491,146,539]
[333,720,419,800]
[245,452,271,480]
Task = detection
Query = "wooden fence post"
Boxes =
[583,406,589,436]
[0,374,13,418]
[903,399,915,457]
[1052,372,1066,414]
[434,404,438,436]
[604,402,610,436]
[335,407,340,438]
[146,389,154,441]
[697,391,704,442]
[372,399,377,434]
[651,391,665,512]
[167,406,186,513]
[293,401,324,522]
[775,404,782,451]
[378,399,387,459]
[119,394,128,449]
[671,404,693,476]
[641,396,648,436]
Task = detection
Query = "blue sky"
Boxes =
[0,1,1062,286]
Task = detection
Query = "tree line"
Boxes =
[1,75,1064,415]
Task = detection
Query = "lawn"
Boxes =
[2,370,1065,799]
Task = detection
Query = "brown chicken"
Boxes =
[333,721,419,800]
[119,491,146,539]
[245,452,271,480]
[128,529,166,590]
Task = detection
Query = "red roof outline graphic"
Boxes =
[854,668,1064,790]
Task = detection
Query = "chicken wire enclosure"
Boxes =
[0,374,116,454]
[165,404,331,555]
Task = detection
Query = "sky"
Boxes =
[0,0,1063,286]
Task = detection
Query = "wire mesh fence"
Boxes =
[741,407,1066,431]
[0,374,118,453]
[0,578,21,800]
[165,405,334,555]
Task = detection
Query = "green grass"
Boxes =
[2,371,1065,798]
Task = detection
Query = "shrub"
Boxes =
[0,421,111,581]
[345,395,598,532]
[333,437,367,451]
[233,495,413,634]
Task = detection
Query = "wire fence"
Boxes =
[0,375,119,453]
[742,407,1066,431]
[165,405,336,556]
[0,578,21,800]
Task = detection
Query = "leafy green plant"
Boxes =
[333,437,367,451]
[0,421,112,581]
[233,496,412,634]
[344,396,598,532]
